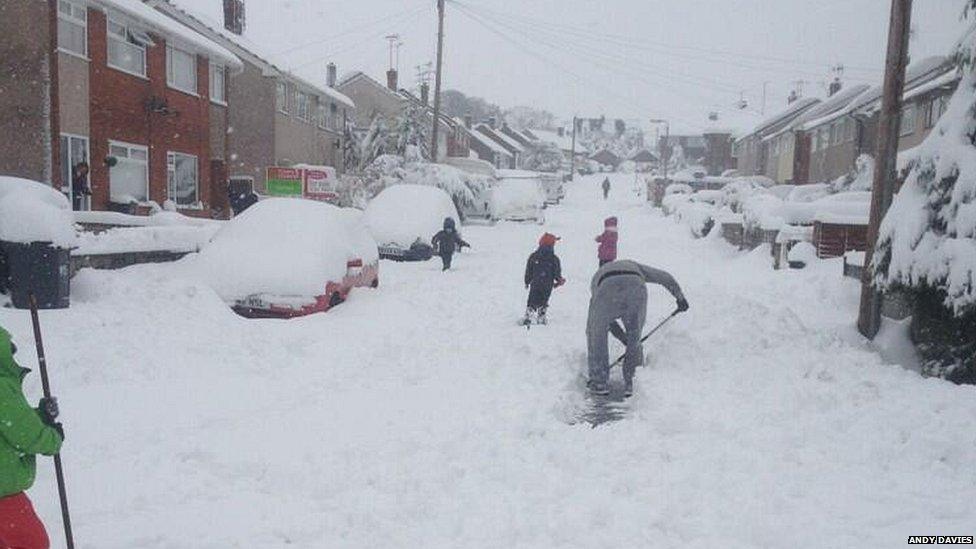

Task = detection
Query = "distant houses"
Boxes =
[732,56,959,186]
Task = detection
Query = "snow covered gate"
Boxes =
[812,221,867,258]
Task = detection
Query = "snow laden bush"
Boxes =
[355,103,432,170]
[359,155,490,217]
[830,154,875,193]
[521,141,563,173]
[874,25,976,382]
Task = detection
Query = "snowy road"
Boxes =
[2,174,974,548]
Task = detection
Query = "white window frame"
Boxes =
[57,0,88,58]
[317,102,328,129]
[107,16,147,78]
[899,104,916,137]
[276,81,289,114]
[166,43,198,95]
[108,140,149,203]
[296,90,311,123]
[166,151,200,208]
[209,63,226,105]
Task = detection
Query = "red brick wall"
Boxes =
[87,9,214,215]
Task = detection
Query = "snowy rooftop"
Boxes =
[466,127,513,157]
[157,0,353,108]
[527,128,575,152]
[98,0,240,67]
[849,56,954,115]
[476,125,525,153]
[747,97,820,137]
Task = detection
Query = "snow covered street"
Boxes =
[1,173,974,548]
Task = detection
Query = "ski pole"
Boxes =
[609,308,680,370]
[28,294,76,549]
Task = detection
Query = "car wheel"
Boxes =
[370,278,379,288]
[329,292,343,307]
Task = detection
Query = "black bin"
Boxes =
[0,241,71,309]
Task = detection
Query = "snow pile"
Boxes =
[812,191,872,225]
[0,176,76,248]
[75,225,219,255]
[787,241,818,264]
[689,189,723,204]
[830,154,875,192]
[664,183,693,195]
[491,177,545,221]
[364,184,459,247]
[875,50,976,313]
[742,192,785,231]
[721,178,770,212]
[673,200,716,237]
[787,183,831,203]
[661,192,692,216]
[767,184,797,200]
[191,198,355,300]
[74,209,220,228]
[337,208,379,264]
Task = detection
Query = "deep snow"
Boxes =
[1,174,974,548]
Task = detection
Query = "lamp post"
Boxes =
[649,119,670,204]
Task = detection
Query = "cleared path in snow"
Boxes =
[1,174,973,548]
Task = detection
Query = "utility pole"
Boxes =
[761,81,769,116]
[430,0,446,163]
[570,116,578,181]
[857,0,912,338]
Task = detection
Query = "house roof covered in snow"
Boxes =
[791,84,872,132]
[476,125,524,154]
[466,126,513,158]
[849,56,957,115]
[745,97,821,139]
[98,0,241,67]
[154,0,353,108]
[527,128,576,152]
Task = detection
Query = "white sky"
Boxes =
[198,0,967,134]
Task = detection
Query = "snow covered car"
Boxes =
[364,184,460,261]
[193,198,378,319]
[491,171,546,224]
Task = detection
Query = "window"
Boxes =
[167,44,197,94]
[899,104,916,137]
[276,81,288,114]
[296,91,311,122]
[844,117,856,143]
[57,1,87,57]
[108,141,149,203]
[925,96,949,129]
[59,134,89,210]
[937,95,949,119]
[167,152,199,207]
[329,103,339,130]
[107,17,148,77]
[209,63,226,104]
[317,102,328,129]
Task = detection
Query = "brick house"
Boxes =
[464,122,514,169]
[590,149,621,169]
[0,0,243,218]
[732,98,820,180]
[151,0,355,195]
[398,87,470,159]
[475,123,523,169]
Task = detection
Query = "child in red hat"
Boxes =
[522,233,565,325]
[595,217,618,267]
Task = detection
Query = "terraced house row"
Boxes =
[0,0,354,219]
[733,56,958,186]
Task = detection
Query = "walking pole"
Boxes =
[28,294,76,549]
[609,308,680,370]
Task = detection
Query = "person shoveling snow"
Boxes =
[522,233,565,326]
[586,260,688,397]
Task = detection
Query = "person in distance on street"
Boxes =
[431,217,469,271]
[586,260,689,397]
[522,232,565,326]
[601,177,611,199]
[0,326,64,549]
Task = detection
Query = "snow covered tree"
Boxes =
[522,141,564,173]
[391,103,431,161]
[873,11,976,383]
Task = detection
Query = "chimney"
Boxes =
[828,77,842,97]
[327,63,337,88]
[386,69,398,91]
[420,82,429,105]
[223,0,245,35]
[463,113,472,128]
[557,127,565,137]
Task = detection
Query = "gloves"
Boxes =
[39,397,59,424]
[676,297,689,313]
[50,422,64,441]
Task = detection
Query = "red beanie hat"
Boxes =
[539,232,559,247]
[604,216,618,227]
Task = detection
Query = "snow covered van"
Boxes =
[491,171,546,224]
[193,198,378,319]
[364,185,461,261]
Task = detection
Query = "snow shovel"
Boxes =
[28,294,76,549]
[609,308,680,370]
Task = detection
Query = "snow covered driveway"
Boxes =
[2,174,974,548]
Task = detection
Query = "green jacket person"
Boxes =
[0,325,63,548]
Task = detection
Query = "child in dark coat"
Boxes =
[522,233,565,325]
[595,216,618,266]
[431,217,469,271]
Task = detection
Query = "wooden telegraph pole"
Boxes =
[857,0,913,338]
[570,116,578,181]
[430,0,446,162]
